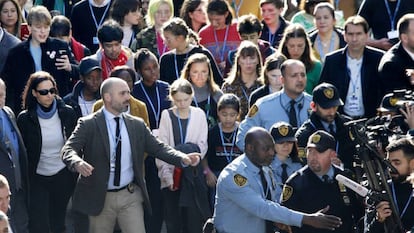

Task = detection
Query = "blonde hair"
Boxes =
[27,5,51,26]
[146,0,174,27]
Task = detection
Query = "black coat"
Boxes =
[295,112,356,170]
[319,46,385,118]
[63,81,101,120]
[1,37,79,114]
[378,42,414,94]
[281,165,364,233]
[16,98,77,178]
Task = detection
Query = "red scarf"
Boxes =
[101,50,128,80]
[71,37,85,62]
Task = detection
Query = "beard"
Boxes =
[392,174,408,183]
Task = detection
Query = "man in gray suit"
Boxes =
[0,79,28,233]
[62,78,201,233]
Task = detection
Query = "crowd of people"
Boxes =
[0,0,414,233]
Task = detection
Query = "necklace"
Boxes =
[222,130,235,142]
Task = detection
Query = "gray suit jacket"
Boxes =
[0,106,28,193]
[62,109,186,216]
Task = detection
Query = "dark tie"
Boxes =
[328,123,335,135]
[259,168,274,233]
[281,163,288,184]
[114,117,121,186]
[289,99,297,127]
[322,174,330,183]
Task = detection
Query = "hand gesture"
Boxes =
[182,152,201,166]
[302,205,342,230]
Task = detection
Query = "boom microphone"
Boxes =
[335,174,369,197]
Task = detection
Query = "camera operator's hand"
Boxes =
[400,103,414,130]
[375,201,392,223]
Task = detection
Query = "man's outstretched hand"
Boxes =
[182,153,201,166]
[302,205,342,231]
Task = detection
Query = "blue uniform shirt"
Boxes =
[236,90,312,150]
[270,156,303,202]
[214,154,303,233]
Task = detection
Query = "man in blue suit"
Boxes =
[319,15,384,119]
[0,79,29,233]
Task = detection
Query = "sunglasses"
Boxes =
[36,87,57,95]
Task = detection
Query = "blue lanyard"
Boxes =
[88,1,110,30]
[384,0,401,30]
[334,0,340,8]
[213,25,230,62]
[316,31,336,62]
[231,0,243,18]
[193,95,211,119]
[391,182,413,218]
[174,52,189,79]
[140,82,161,128]
[268,29,276,46]
[176,109,191,144]
[241,85,250,101]
[218,123,237,163]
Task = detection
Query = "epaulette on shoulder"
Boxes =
[286,166,306,183]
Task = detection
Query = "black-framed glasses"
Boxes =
[36,87,57,96]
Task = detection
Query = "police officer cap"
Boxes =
[377,93,400,112]
[270,121,297,143]
[79,56,101,76]
[312,83,343,109]
[307,130,335,152]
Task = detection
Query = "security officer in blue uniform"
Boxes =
[295,83,357,169]
[214,127,343,233]
[281,130,364,233]
[236,60,312,150]
[269,122,304,201]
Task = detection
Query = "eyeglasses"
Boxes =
[36,87,57,95]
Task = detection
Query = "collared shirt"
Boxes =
[318,166,335,182]
[236,90,312,150]
[321,120,336,133]
[270,156,303,202]
[103,108,134,189]
[214,154,303,233]
[344,55,364,117]
[0,109,19,157]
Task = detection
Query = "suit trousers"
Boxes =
[89,184,145,233]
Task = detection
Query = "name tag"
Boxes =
[93,36,99,45]
[387,30,398,39]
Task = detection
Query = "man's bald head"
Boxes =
[100,77,126,96]
[244,127,275,167]
[245,127,273,147]
[100,77,130,115]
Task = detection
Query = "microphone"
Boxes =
[335,174,369,197]
[298,102,303,110]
